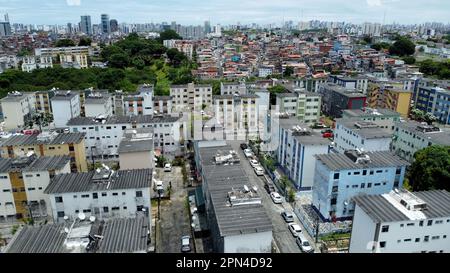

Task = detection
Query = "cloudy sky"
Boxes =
[0,0,449,25]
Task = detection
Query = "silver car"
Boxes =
[181,235,191,252]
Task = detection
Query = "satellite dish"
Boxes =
[343,201,349,206]
[63,215,69,220]
[78,212,86,221]
[64,227,69,233]
[89,216,96,222]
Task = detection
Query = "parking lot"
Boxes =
[229,141,317,253]
[154,166,192,253]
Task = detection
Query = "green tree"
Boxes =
[268,85,286,105]
[402,56,416,65]
[371,42,390,51]
[389,37,416,56]
[362,35,372,44]
[407,146,450,192]
[283,66,294,77]
[55,39,76,47]
[108,53,129,68]
[287,187,296,203]
[279,175,289,191]
[158,29,182,43]
[78,37,92,46]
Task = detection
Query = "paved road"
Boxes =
[229,141,302,253]
[155,167,192,253]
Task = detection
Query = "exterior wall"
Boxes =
[312,161,406,219]
[349,204,377,253]
[391,125,435,162]
[334,123,392,153]
[0,173,16,220]
[48,187,151,223]
[223,231,273,253]
[1,94,36,130]
[51,95,81,127]
[85,99,113,117]
[119,151,154,170]
[341,112,400,132]
[170,83,212,112]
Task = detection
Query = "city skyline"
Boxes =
[0,0,449,26]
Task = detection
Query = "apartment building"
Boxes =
[123,84,154,116]
[84,92,114,118]
[153,96,173,115]
[329,75,369,94]
[334,118,393,153]
[163,39,194,59]
[67,115,182,158]
[21,56,53,72]
[275,117,330,190]
[0,131,88,172]
[318,83,367,118]
[392,121,450,162]
[45,168,151,227]
[276,90,321,124]
[350,189,450,253]
[342,108,401,132]
[293,78,328,93]
[220,82,247,95]
[35,46,91,58]
[35,90,55,115]
[194,141,272,253]
[379,88,412,119]
[50,91,81,128]
[414,86,450,125]
[0,155,70,222]
[170,83,212,112]
[213,94,260,139]
[0,91,36,130]
[312,150,409,220]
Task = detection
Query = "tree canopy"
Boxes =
[158,29,182,43]
[55,39,76,47]
[419,59,450,79]
[389,37,416,56]
[78,37,92,46]
[371,42,390,51]
[407,146,450,192]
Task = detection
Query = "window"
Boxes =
[75,210,79,213]
[103,207,109,213]
[122,192,126,196]
[404,238,411,242]
[369,170,374,175]
[73,195,77,198]
[427,220,433,226]
[415,238,420,242]
[83,209,91,213]
[136,191,143,197]
[27,187,35,191]
[407,223,415,227]
[55,196,63,203]
[400,224,404,227]
[379,241,386,248]
[333,173,339,179]
[367,183,372,188]
[424,236,429,242]
[93,193,98,199]
[435,220,443,224]
[123,206,127,210]
[374,183,381,186]
[102,192,107,197]
[111,207,120,211]
[419,220,424,226]
[81,194,89,198]
[381,225,389,233]
[112,192,118,196]
[57,211,65,218]
[352,185,358,188]
[431,236,440,240]
[362,170,367,176]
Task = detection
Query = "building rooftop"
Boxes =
[353,189,450,223]
[0,132,86,147]
[84,92,112,105]
[315,150,409,171]
[23,155,71,172]
[119,129,153,154]
[51,91,79,101]
[153,95,173,101]
[3,216,150,253]
[278,117,330,145]
[276,92,297,98]
[343,108,401,118]
[395,121,450,146]
[44,168,152,194]
[321,83,366,98]
[197,143,272,237]
[66,115,179,126]
[0,91,32,102]
[337,118,393,139]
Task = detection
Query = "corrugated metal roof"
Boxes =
[23,156,70,172]
[0,132,85,147]
[67,115,179,126]
[44,169,151,194]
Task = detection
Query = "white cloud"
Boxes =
[66,0,81,6]
[367,0,383,6]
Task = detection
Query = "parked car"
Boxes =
[181,235,191,252]
[249,159,260,168]
[288,223,302,237]
[296,234,313,253]
[270,192,282,204]
[322,132,333,138]
[240,143,248,150]
[264,183,275,194]
[153,179,164,191]
[312,122,328,129]
[164,163,172,172]
[244,149,253,158]
[22,129,40,135]
[321,128,333,134]
[281,211,295,223]
[254,166,264,176]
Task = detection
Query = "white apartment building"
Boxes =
[342,108,401,133]
[45,168,152,225]
[35,46,91,58]
[50,91,81,128]
[21,56,53,72]
[163,39,194,59]
[170,83,212,112]
[334,118,393,153]
[60,54,88,69]
[0,91,36,130]
[276,91,321,125]
[258,65,274,78]
[392,121,450,162]
[119,129,154,170]
[84,92,114,118]
[275,117,331,190]
[350,189,450,253]
[153,96,173,115]
[122,84,154,116]
[213,94,259,139]
[220,82,247,95]
[313,150,409,220]
[0,155,70,222]
[67,115,182,158]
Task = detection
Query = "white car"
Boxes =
[254,166,264,176]
[288,223,302,237]
[249,159,260,168]
[243,149,254,158]
[153,179,164,191]
[296,234,314,253]
[164,163,172,172]
[270,192,282,204]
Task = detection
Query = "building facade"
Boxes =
[0,91,36,130]
[170,83,212,112]
[50,91,81,128]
